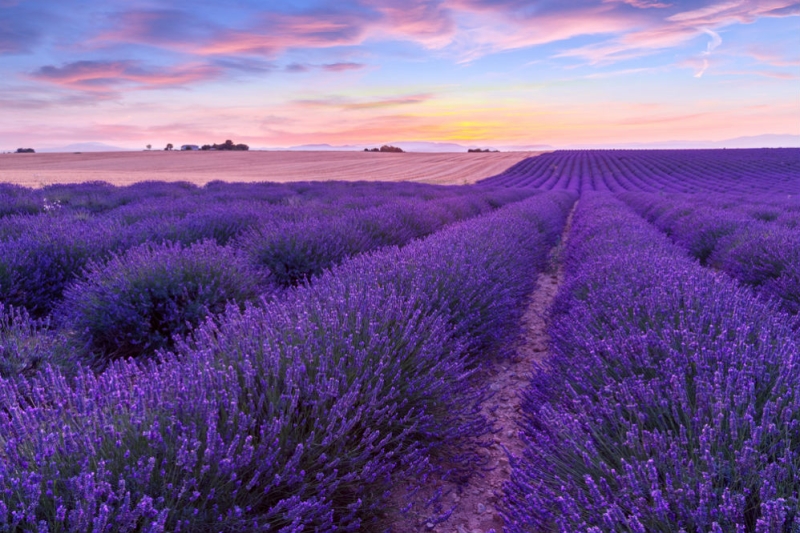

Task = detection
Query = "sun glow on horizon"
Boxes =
[0,0,798,150]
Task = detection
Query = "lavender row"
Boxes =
[1,179,471,219]
[236,189,532,287]
[51,189,530,368]
[623,192,800,229]
[478,149,800,194]
[623,192,800,314]
[0,182,526,317]
[1,184,504,373]
[0,191,575,532]
[0,180,480,250]
[503,194,799,532]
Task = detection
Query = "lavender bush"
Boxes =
[0,191,573,531]
[713,226,800,314]
[623,192,800,314]
[0,181,514,316]
[238,190,532,287]
[503,194,799,532]
[59,240,265,366]
[0,184,43,217]
[0,217,124,316]
[0,304,71,379]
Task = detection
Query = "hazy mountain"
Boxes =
[494,144,554,151]
[38,142,132,153]
[706,134,800,148]
[280,143,366,151]
[387,141,553,152]
[281,141,553,152]
[387,141,473,152]
[563,134,800,150]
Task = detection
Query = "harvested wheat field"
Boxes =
[0,150,540,187]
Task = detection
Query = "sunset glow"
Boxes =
[1,0,798,150]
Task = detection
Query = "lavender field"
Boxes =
[0,148,799,532]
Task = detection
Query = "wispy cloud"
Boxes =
[557,0,798,65]
[715,68,800,79]
[693,27,722,76]
[604,0,673,8]
[2,0,798,149]
[370,0,457,48]
[618,111,710,125]
[282,62,367,73]
[321,62,367,72]
[294,93,434,110]
[746,47,800,67]
[29,60,223,93]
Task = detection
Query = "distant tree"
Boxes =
[200,140,249,151]
[164,143,173,151]
[15,148,35,153]
[364,145,404,153]
[146,144,152,150]
[467,148,498,153]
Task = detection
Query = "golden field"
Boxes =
[0,150,541,188]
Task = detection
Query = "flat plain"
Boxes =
[0,150,539,187]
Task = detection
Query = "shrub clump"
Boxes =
[364,145,404,152]
[60,240,264,365]
[0,304,72,379]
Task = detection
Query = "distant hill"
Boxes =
[38,142,132,153]
[564,134,800,150]
[707,134,800,149]
[282,141,553,152]
[283,143,367,151]
[494,144,554,151]
[387,142,475,153]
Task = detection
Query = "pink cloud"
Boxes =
[196,14,367,56]
[321,62,367,72]
[294,93,434,110]
[619,112,711,125]
[558,0,799,64]
[746,47,800,67]
[716,69,800,79]
[91,9,372,59]
[446,4,644,61]
[370,1,457,48]
[29,60,222,93]
[606,0,673,7]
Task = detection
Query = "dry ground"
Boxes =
[0,150,540,188]
[387,204,575,533]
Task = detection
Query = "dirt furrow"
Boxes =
[389,205,575,533]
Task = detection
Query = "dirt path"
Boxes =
[388,206,575,533]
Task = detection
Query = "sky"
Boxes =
[1,0,799,150]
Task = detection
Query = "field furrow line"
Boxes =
[391,204,576,533]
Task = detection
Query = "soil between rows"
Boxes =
[387,205,574,533]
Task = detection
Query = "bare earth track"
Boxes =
[390,205,574,533]
[0,151,540,187]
